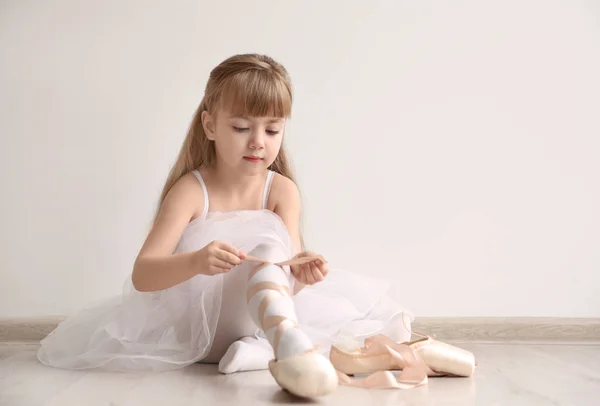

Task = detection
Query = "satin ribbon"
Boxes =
[336,335,431,389]
[244,254,327,267]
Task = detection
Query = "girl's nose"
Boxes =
[249,130,265,149]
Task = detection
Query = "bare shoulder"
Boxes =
[136,171,205,258]
[163,171,205,215]
[269,172,300,211]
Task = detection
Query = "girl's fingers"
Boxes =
[209,265,231,275]
[310,262,323,282]
[305,264,317,284]
[212,258,234,270]
[216,249,242,266]
[318,260,328,276]
[291,260,328,285]
[218,242,243,259]
[295,263,305,281]
[291,265,302,281]
[295,251,315,260]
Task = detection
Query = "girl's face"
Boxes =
[203,107,286,175]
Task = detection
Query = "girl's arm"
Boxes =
[132,173,206,292]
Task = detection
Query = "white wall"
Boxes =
[1,0,599,318]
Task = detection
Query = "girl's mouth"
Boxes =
[243,156,263,163]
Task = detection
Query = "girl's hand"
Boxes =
[290,251,329,285]
[195,241,246,276]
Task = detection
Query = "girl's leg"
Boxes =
[245,244,313,360]
[243,244,338,397]
[218,242,305,373]
[199,257,258,364]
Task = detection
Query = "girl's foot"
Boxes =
[218,336,272,374]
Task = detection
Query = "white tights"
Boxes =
[200,243,304,373]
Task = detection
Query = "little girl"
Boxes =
[37,54,413,397]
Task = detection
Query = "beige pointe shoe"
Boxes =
[268,349,338,398]
[329,334,475,389]
[408,336,476,377]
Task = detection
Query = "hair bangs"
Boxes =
[219,69,292,118]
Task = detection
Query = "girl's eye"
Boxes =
[233,126,280,135]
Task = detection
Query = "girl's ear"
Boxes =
[201,110,216,140]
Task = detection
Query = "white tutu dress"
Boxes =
[38,170,414,372]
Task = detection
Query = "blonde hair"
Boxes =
[154,54,302,245]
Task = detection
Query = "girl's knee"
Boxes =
[249,243,287,264]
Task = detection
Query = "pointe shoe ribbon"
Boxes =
[244,254,327,267]
[331,334,430,389]
[330,334,476,389]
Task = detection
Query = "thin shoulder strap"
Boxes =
[262,170,275,210]
[192,169,209,219]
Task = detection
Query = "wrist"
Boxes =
[189,251,205,276]
[292,280,306,295]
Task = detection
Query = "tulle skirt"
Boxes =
[37,210,413,372]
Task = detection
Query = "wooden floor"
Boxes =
[1,341,599,406]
